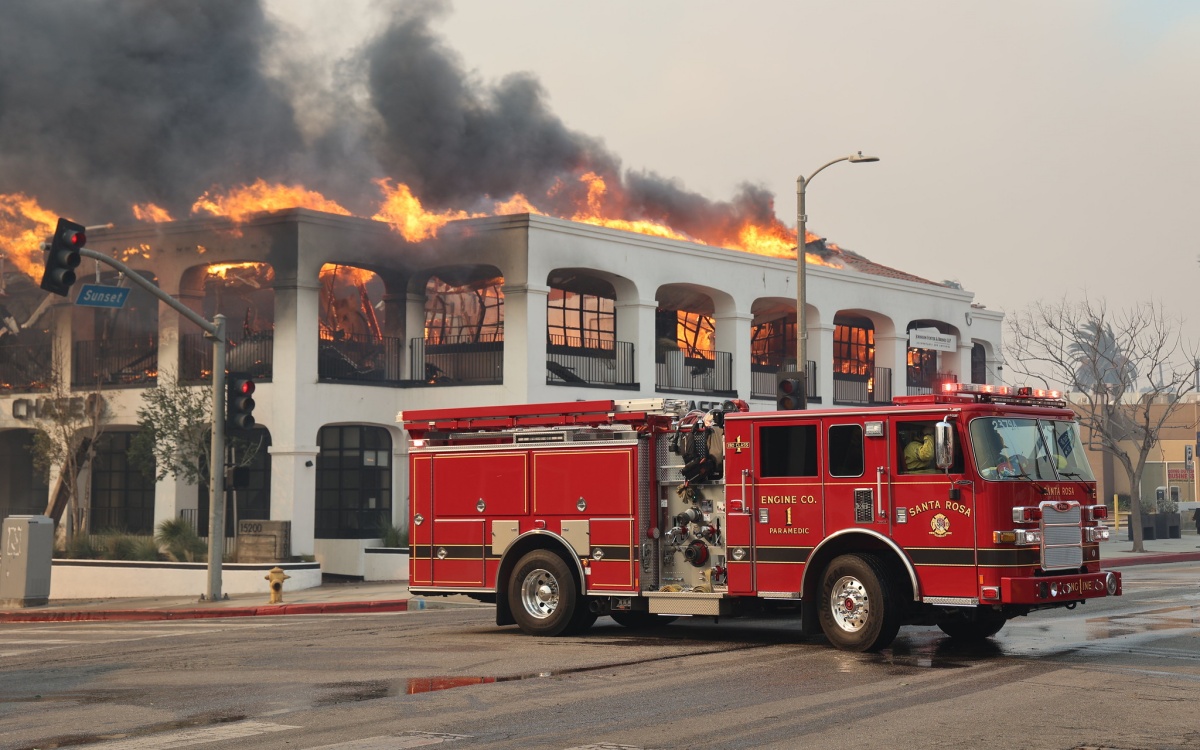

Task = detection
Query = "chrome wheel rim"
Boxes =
[519,567,559,620]
[830,575,870,633]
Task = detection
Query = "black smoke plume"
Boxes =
[0,0,783,240]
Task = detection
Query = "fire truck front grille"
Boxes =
[1041,502,1083,570]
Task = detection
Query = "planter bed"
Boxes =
[49,560,322,600]
[363,547,409,582]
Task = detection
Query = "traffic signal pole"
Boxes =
[209,315,226,601]
[76,248,229,601]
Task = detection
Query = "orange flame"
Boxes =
[492,193,543,215]
[132,203,174,223]
[372,179,483,241]
[0,192,58,279]
[568,172,691,241]
[192,179,352,224]
[206,262,274,285]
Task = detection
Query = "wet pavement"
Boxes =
[2,529,1197,623]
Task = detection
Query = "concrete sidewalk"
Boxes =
[3,530,1198,623]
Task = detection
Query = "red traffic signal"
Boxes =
[775,370,807,410]
[226,373,257,432]
[40,218,86,296]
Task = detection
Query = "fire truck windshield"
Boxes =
[969,417,1094,482]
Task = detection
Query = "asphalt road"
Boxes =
[2,562,1199,750]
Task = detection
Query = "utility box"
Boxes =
[236,520,291,563]
[1,515,55,607]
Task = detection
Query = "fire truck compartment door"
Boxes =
[532,448,636,516]
[491,520,521,556]
[559,520,589,556]
[432,519,486,588]
[409,455,433,586]
[432,453,528,516]
[736,420,824,597]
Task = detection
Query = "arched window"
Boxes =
[198,428,272,537]
[91,431,156,534]
[834,315,874,376]
[316,425,392,539]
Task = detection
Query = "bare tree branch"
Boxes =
[1004,295,1199,552]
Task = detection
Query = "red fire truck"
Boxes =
[399,384,1120,652]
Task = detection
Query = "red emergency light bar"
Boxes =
[941,383,1062,400]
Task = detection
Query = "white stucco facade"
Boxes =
[0,209,1003,575]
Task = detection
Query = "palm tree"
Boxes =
[1069,321,1136,393]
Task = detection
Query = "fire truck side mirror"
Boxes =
[934,422,954,470]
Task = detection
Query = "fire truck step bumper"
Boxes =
[1001,571,1121,605]
[644,591,733,616]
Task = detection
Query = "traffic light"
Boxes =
[226,372,256,432]
[40,218,86,296]
[775,370,807,410]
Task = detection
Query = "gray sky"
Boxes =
[253,2,1198,345]
[267,0,1199,341]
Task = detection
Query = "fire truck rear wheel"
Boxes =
[610,611,677,629]
[818,553,901,652]
[937,611,1007,641]
[509,549,582,637]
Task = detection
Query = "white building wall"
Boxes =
[0,210,1005,576]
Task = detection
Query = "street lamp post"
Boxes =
[796,151,879,405]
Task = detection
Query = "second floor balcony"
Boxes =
[182,332,274,383]
[546,335,635,389]
[656,348,735,397]
[832,366,893,406]
[0,340,52,392]
[750,360,819,404]
[72,336,158,388]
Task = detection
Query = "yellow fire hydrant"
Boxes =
[266,566,290,604]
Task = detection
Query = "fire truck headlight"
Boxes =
[1106,572,1119,596]
[1086,526,1110,542]
[1049,582,1059,597]
[1015,529,1041,546]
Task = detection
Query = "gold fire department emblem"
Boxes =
[930,513,951,537]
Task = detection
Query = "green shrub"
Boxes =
[131,537,162,561]
[155,518,207,562]
[378,517,408,548]
[64,534,100,559]
[106,534,137,560]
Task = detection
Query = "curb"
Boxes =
[0,598,412,623]
[1105,552,1200,568]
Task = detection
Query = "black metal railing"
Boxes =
[89,508,154,536]
[0,340,53,392]
[410,335,503,386]
[750,360,818,403]
[546,335,635,388]
[72,336,158,387]
[181,332,274,382]
[655,348,734,396]
[907,370,958,396]
[832,366,892,406]
[318,332,403,384]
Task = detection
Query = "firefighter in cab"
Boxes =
[903,424,936,473]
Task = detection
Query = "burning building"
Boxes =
[0,203,1001,576]
[0,1,1002,578]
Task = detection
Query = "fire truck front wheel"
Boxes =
[818,553,902,652]
[509,549,583,637]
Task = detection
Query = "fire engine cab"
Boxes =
[399,384,1121,652]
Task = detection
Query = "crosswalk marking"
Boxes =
[307,732,472,749]
[88,720,298,749]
